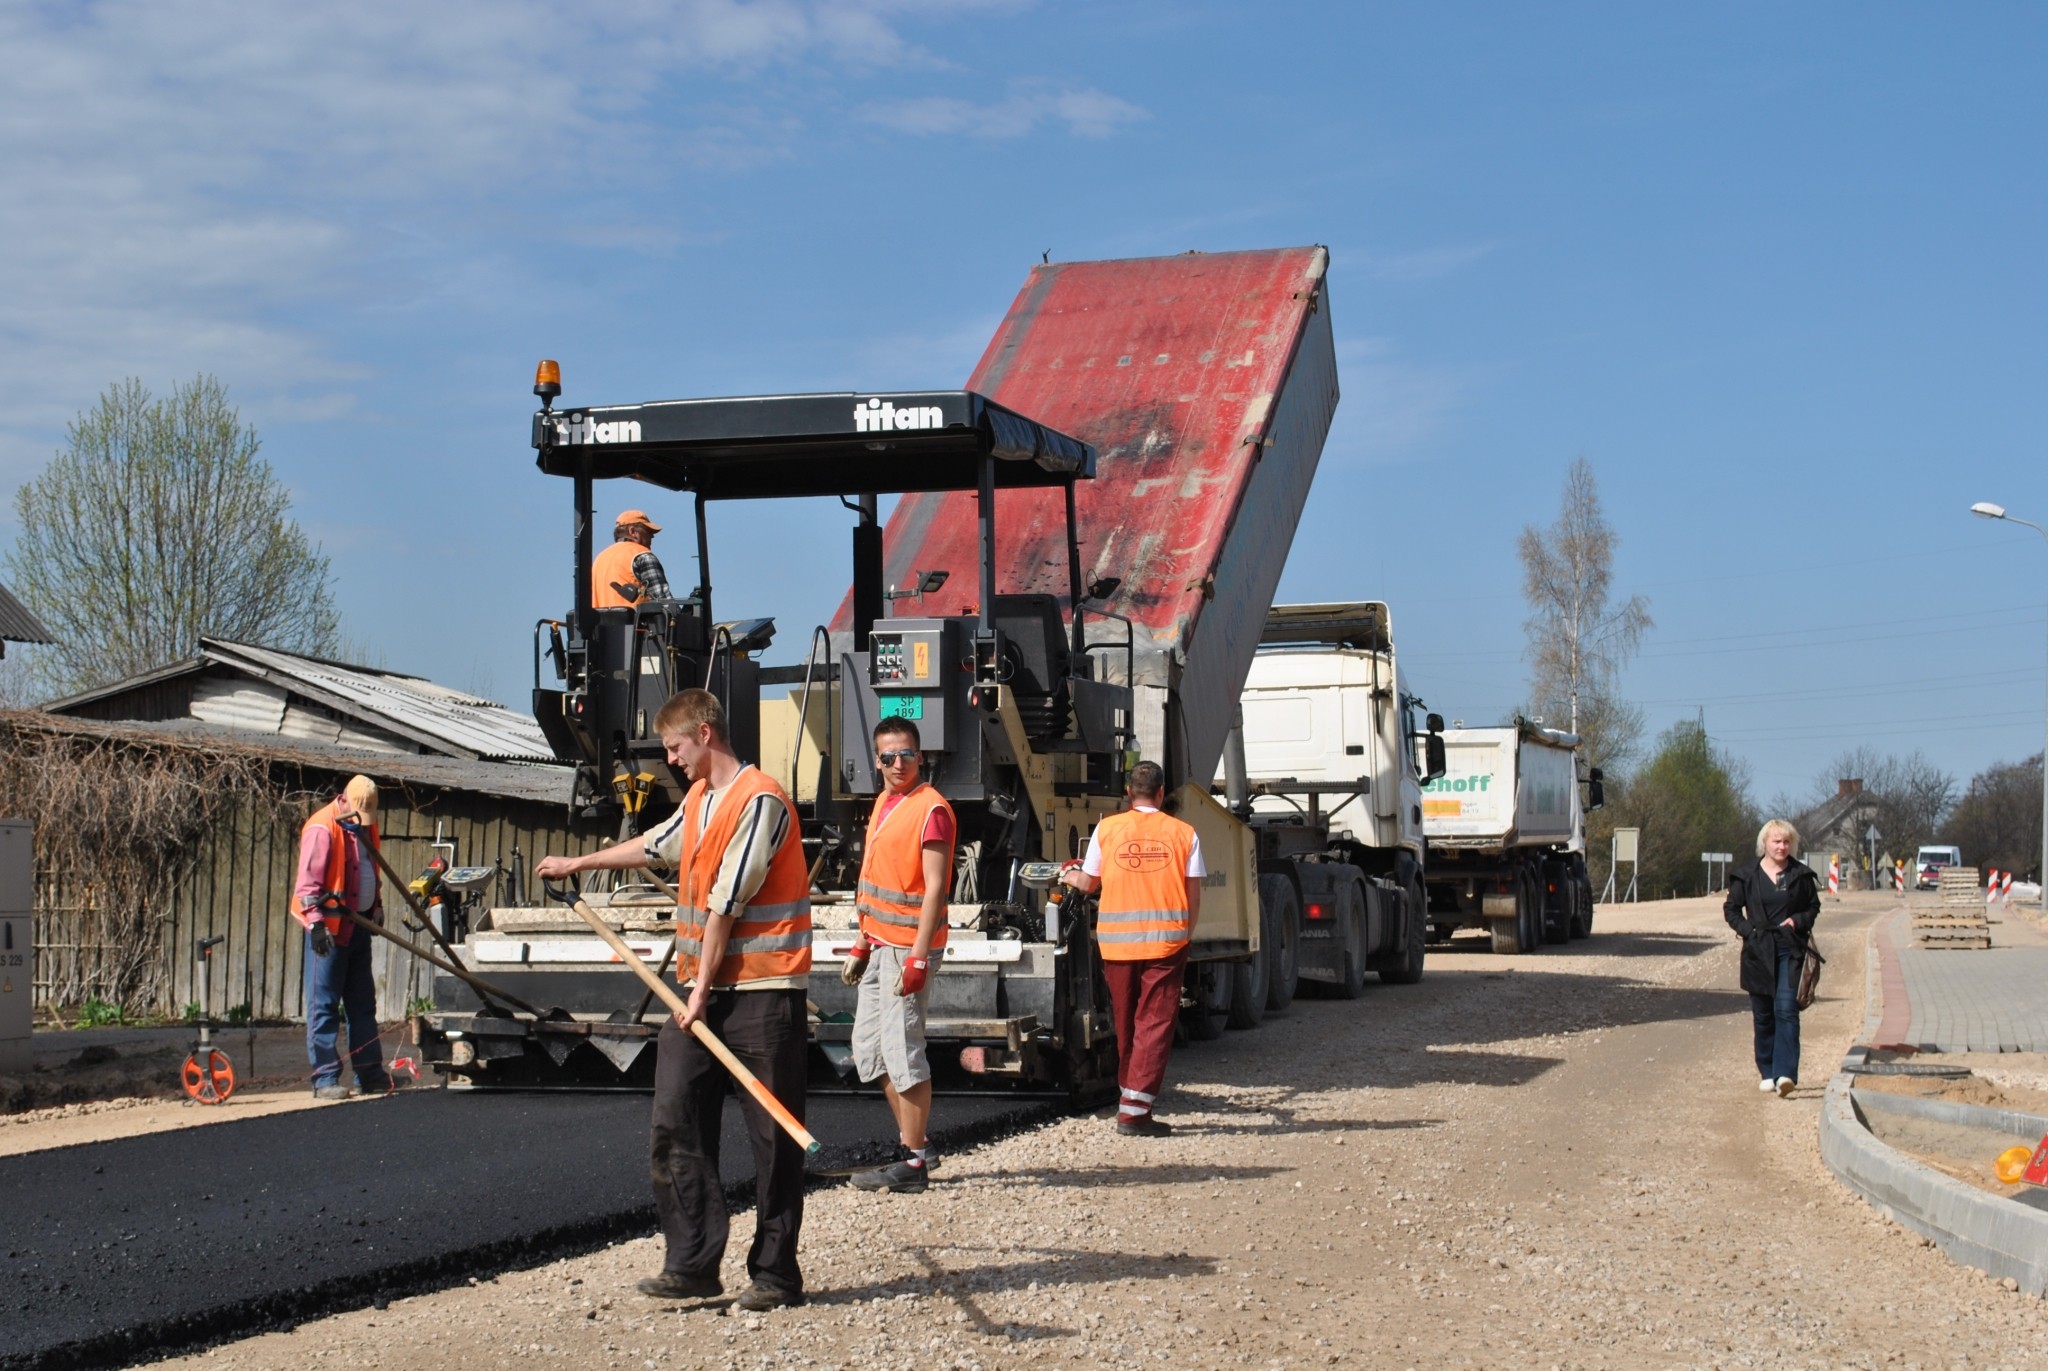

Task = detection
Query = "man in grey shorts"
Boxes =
[840,717,955,1194]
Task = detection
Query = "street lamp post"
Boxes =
[1970,501,2048,896]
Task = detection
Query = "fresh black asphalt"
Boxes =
[0,1088,1054,1370]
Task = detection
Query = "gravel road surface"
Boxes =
[24,893,2048,1369]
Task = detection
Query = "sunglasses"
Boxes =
[876,749,919,766]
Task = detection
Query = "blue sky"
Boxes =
[2,1,2043,809]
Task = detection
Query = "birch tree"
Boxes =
[1518,458,1652,770]
[4,376,340,700]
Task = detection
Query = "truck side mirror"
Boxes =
[1426,712,1445,734]
[1423,734,1447,782]
[1586,778,1606,811]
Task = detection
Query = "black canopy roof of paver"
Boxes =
[532,390,1095,499]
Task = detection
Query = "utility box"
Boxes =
[0,819,31,1077]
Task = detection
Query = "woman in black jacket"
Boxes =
[1723,818,1821,1097]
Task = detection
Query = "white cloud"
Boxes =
[860,81,1149,139]
[0,1,1109,479]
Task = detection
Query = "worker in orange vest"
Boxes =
[840,716,956,1193]
[536,688,811,1312]
[293,775,398,1100]
[591,508,672,607]
[1061,761,1204,1136]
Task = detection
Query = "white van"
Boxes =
[1915,844,1963,890]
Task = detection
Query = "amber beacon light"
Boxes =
[534,359,562,409]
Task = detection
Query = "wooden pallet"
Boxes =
[1937,867,1984,906]
[1914,934,1992,950]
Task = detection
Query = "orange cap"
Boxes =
[614,509,662,533]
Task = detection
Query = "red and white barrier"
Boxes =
[1988,869,2002,904]
[1894,861,1907,893]
[1827,856,1841,894]
[2000,871,2015,904]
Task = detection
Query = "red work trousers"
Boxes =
[1102,947,1187,1118]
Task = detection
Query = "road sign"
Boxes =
[1614,828,1640,862]
[1700,851,1733,862]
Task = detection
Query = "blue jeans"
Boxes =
[1749,943,1801,1083]
[305,926,385,1088]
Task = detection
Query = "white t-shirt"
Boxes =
[1080,805,1206,879]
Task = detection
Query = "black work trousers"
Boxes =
[649,988,808,1296]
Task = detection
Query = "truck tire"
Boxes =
[1491,870,1534,955]
[1329,880,1368,999]
[1375,879,1427,985]
[1227,954,1266,1029]
[1568,859,1594,939]
[1259,875,1301,1011]
[1181,961,1230,1041]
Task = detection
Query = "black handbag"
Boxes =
[1795,938,1826,1010]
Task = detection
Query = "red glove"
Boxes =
[895,955,930,997]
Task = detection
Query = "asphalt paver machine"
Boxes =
[420,246,1379,1097]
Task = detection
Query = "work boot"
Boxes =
[850,1148,930,1193]
[1116,1114,1172,1137]
[635,1271,722,1301]
[312,1084,352,1101]
[734,1281,804,1311]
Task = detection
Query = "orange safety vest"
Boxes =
[674,766,812,988]
[857,783,955,949]
[1091,808,1195,961]
[303,800,381,941]
[592,540,644,608]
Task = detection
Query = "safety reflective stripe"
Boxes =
[857,880,921,906]
[1097,926,1190,944]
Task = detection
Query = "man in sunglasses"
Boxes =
[842,717,955,1193]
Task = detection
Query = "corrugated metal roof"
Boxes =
[42,638,554,762]
[205,640,554,761]
[2,710,577,806]
[0,583,53,645]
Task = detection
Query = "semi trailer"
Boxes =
[1419,722,1603,954]
[417,245,1399,1094]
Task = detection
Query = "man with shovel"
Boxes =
[536,688,812,1312]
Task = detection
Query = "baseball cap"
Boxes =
[615,509,662,533]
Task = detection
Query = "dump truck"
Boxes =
[1419,722,1603,954]
[419,245,1386,1093]
[1228,602,1446,998]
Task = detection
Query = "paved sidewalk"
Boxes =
[1868,899,2048,1052]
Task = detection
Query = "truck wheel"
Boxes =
[1181,962,1230,1041]
[1569,862,1594,939]
[1488,917,1522,954]
[1259,875,1301,1012]
[1520,869,1545,954]
[1227,954,1266,1029]
[1329,881,1368,999]
[1376,879,1427,985]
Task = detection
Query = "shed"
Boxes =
[0,709,610,1025]
[1795,779,1882,888]
[41,637,552,761]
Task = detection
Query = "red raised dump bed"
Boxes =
[836,245,1339,787]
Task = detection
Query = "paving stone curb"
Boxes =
[1819,913,2048,1297]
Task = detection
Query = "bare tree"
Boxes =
[1942,754,2043,881]
[4,376,340,700]
[1800,747,1956,859]
[1518,458,1652,771]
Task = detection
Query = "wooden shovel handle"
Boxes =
[566,894,820,1157]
